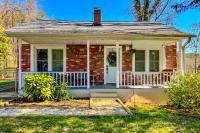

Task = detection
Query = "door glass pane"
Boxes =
[52,49,63,72]
[107,48,116,67]
[149,50,159,72]
[135,50,145,72]
[37,49,48,72]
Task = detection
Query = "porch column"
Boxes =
[162,44,166,70]
[87,40,90,89]
[30,45,34,72]
[178,41,184,74]
[116,43,119,88]
[18,39,22,90]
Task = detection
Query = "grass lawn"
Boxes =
[0,106,200,132]
[0,80,15,91]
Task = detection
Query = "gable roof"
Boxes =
[5,20,195,38]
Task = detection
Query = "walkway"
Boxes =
[0,99,127,116]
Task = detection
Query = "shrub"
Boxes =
[23,73,55,101]
[167,73,200,110]
[54,83,72,101]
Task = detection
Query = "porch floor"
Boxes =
[71,84,168,90]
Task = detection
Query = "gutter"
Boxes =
[182,37,192,49]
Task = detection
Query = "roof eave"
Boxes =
[5,31,196,39]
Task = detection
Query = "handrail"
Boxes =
[21,71,88,88]
[121,71,176,87]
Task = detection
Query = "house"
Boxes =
[5,8,194,98]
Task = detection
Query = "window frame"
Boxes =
[132,46,162,73]
[36,49,48,72]
[134,50,146,72]
[52,49,64,72]
[149,50,160,72]
[33,45,66,72]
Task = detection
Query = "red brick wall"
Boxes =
[66,45,104,83]
[21,44,30,72]
[90,45,104,83]
[166,44,177,70]
[66,45,133,83]
[122,46,132,71]
[66,45,87,71]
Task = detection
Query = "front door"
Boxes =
[104,47,121,84]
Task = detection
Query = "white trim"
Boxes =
[87,40,90,89]
[30,45,34,72]
[33,44,66,72]
[48,49,52,71]
[162,44,166,70]
[63,45,66,73]
[104,46,122,85]
[116,43,119,88]
[132,44,163,73]
[18,39,22,90]
[178,41,184,74]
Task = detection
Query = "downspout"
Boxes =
[181,37,192,74]
[182,37,192,49]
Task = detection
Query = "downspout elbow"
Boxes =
[182,37,192,49]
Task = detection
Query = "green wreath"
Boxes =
[107,52,116,66]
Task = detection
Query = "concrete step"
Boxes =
[90,98,118,107]
[90,92,118,98]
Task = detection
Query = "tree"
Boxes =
[133,0,178,23]
[0,0,45,70]
[0,0,45,28]
[0,26,10,60]
[132,0,200,23]
[186,23,200,72]
[172,0,200,13]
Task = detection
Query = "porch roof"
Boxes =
[5,20,195,38]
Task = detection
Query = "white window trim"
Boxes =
[104,46,122,84]
[132,44,163,73]
[32,44,66,72]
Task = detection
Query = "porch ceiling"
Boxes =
[22,36,179,45]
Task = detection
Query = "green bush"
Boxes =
[54,83,72,101]
[23,73,55,101]
[167,73,200,110]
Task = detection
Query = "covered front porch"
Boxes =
[18,38,180,90]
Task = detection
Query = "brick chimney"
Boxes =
[94,8,101,26]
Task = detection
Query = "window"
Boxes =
[149,50,159,72]
[135,50,145,72]
[37,49,48,72]
[52,49,63,71]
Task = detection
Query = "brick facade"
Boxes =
[122,46,132,71]
[90,45,104,83]
[166,44,177,70]
[66,45,104,83]
[21,44,30,72]
[66,45,87,72]
[21,44,177,82]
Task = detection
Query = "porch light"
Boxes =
[99,45,102,52]
[126,45,130,51]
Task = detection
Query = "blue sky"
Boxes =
[38,0,200,33]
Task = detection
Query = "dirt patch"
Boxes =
[0,99,90,108]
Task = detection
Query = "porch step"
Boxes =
[90,91,118,98]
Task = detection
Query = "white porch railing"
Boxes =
[121,71,176,87]
[21,72,88,88]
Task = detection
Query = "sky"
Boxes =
[38,0,200,33]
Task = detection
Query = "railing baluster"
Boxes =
[123,72,125,86]
[131,72,132,86]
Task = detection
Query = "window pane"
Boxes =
[149,50,159,72]
[52,49,63,72]
[37,49,48,72]
[135,50,145,72]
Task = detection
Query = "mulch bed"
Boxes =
[1,98,90,108]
